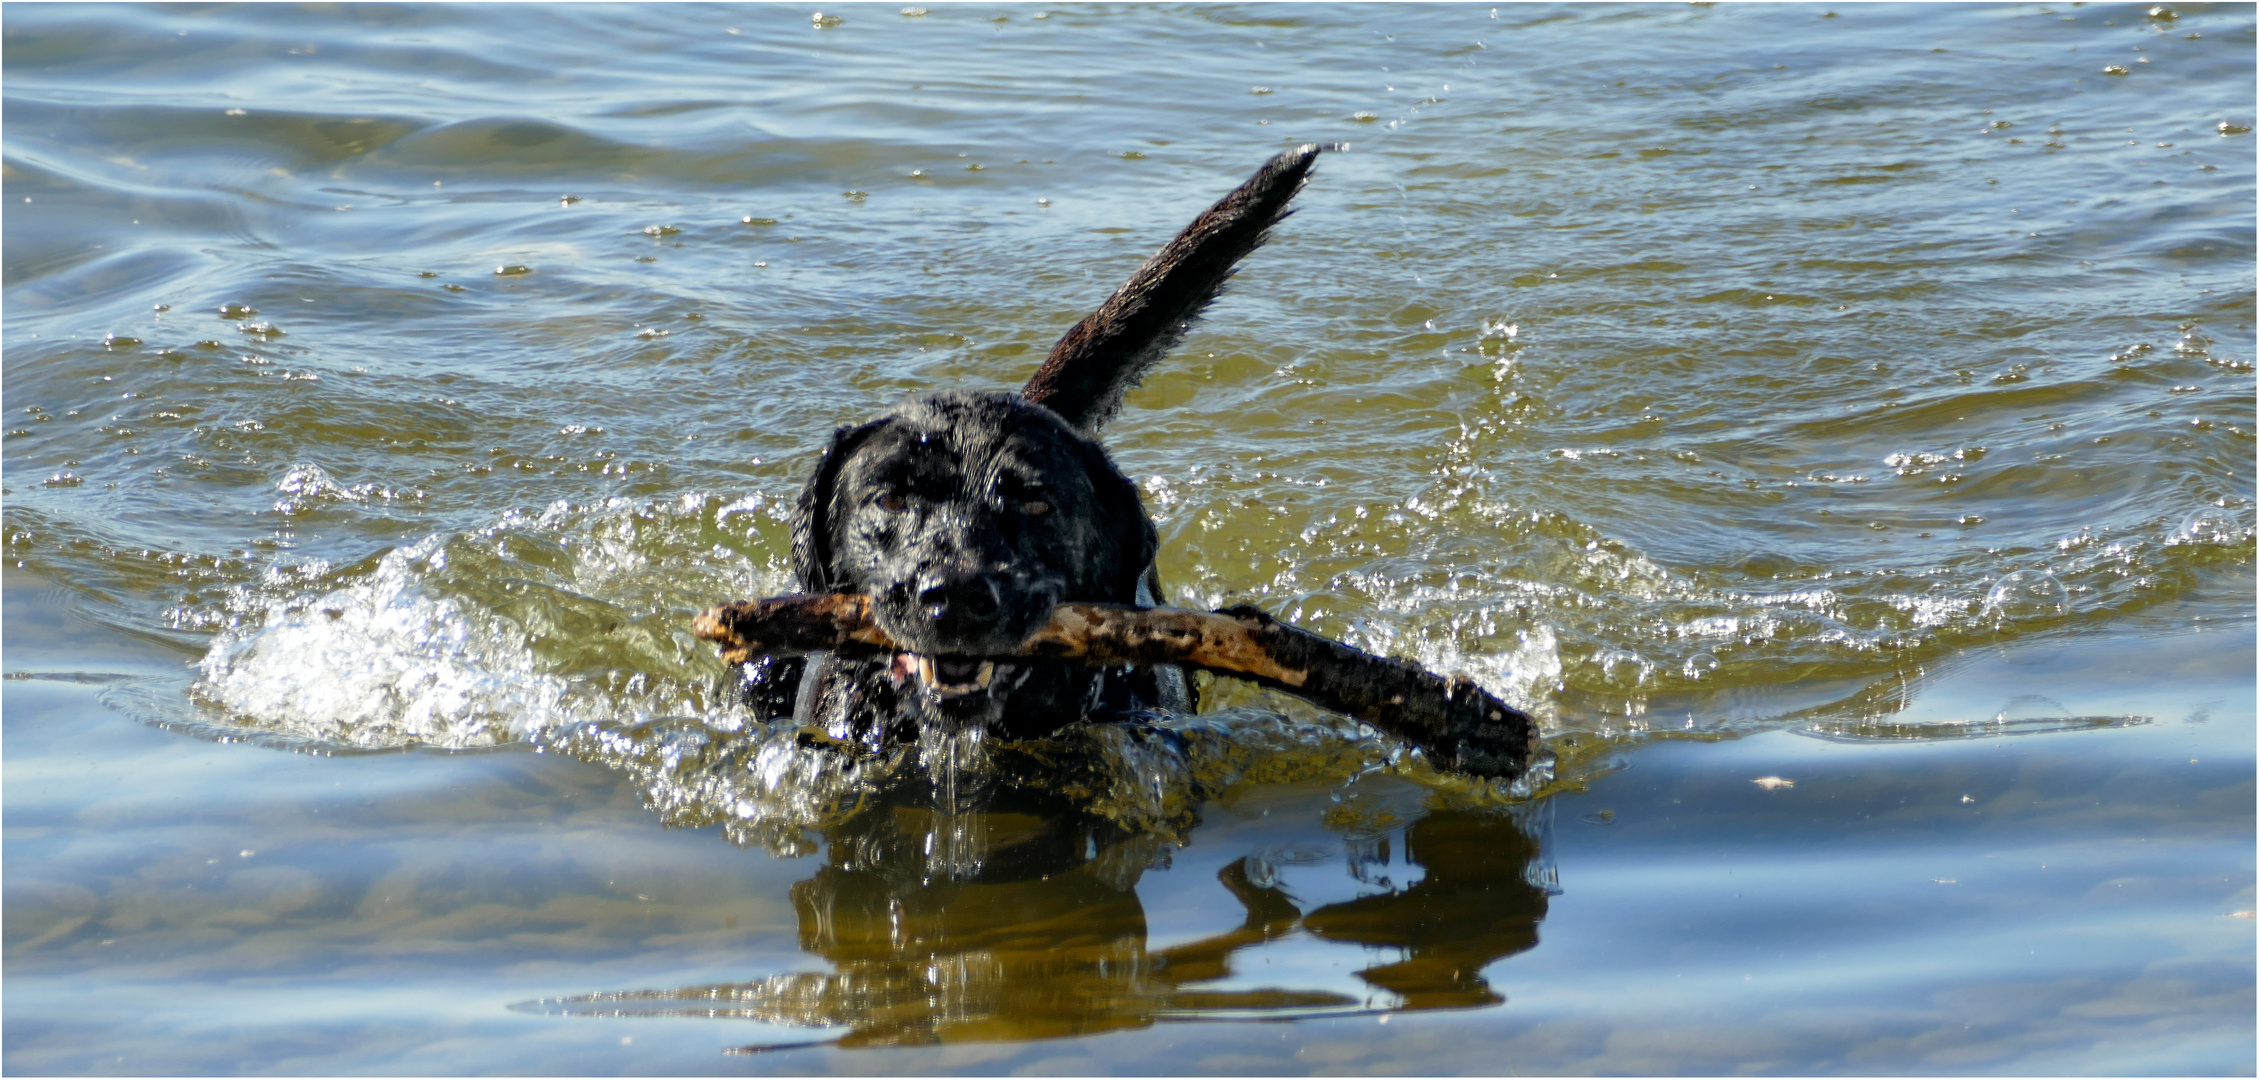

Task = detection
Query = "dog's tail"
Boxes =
[1022,144,1325,432]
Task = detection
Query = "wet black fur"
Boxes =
[739,146,1324,747]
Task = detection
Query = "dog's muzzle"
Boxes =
[874,568,1058,707]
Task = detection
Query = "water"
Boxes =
[4,3,2252,1073]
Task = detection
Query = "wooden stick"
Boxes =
[694,595,1539,779]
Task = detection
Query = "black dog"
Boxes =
[738,146,1324,750]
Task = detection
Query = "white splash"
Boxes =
[193,535,577,748]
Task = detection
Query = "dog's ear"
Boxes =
[1077,441,1160,602]
[790,418,889,591]
[1024,144,1324,433]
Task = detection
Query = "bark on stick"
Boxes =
[693,594,1539,779]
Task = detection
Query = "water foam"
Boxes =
[193,535,561,748]
[186,492,789,750]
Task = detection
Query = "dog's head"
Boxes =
[791,391,1156,720]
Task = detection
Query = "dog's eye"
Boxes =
[877,493,912,513]
[1019,499,1052,517]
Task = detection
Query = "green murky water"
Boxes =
[4,3,2252,1073]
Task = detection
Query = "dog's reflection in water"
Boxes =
[520,792,1551,1051]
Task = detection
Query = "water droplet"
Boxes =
[1985,570,2068,620]
[1683,653,1720,680]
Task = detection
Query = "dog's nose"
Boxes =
[918,575,1001,622]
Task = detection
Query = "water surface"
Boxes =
[4,3,2253,1074]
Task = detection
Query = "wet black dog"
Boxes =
[738,146,1324,750]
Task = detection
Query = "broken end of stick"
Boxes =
[692,608,736,644]
[693,608,753,665]
[1391,673,1539,780]
[1211,606,1539,780]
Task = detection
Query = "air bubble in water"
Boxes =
[1596,649,1648,687]
[1682,653,1720,680]
[1984,570,2068,620]
[2177,507,2242,545]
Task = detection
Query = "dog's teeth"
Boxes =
[909,654,999,696]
